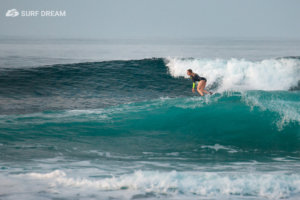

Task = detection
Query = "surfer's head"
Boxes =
[187,69,194,76]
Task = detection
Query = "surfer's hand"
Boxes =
[192,88,195,92]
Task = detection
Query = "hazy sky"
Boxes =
[1,0,300,38]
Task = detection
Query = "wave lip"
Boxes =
[166,57,300,92]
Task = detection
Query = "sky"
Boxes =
[1,0,300,39]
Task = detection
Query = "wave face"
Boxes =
[1,94,299,154]
[0,58,192,114]
[0,57,300,200]
[0,57,299,114]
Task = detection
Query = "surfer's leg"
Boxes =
[197,82,204,96]
[199,80,210,94]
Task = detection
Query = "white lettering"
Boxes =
[60,11,66,16]
[22,10,39,16]
[19,10,66,17]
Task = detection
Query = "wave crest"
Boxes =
[166,57,300,92]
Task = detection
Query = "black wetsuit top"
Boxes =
[190,74,206,83]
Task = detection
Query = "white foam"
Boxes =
[201,144,238,153]
[137,161,171,168]
[142,152,163,156]
[15,170,66,179]
[12,170,300,199]
[240,91,300,128]
[166,57,300,93]
[86,150,141,160]
[165,58,300,128]
[165,152,180,156]
[273,157,296,162]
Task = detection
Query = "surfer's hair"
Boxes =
[187,69,195,77]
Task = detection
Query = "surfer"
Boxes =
[187,69,212,96]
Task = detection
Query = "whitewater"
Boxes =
[0,37,300,200]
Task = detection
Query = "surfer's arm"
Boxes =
[192,82,195,92]
[190,76,195,92]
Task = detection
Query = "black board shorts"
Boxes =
[200,77,207,82]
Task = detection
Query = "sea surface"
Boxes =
[0,36,300,200]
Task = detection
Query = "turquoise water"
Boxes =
[0,37,300,199]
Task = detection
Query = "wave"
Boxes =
[0,57,299,115]
[1,93,299,152]
[1,57,299,94]
[165,57,300,92]
[1,57,300,94]
[10,169,300,199]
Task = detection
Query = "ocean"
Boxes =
[0,36,300,200]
